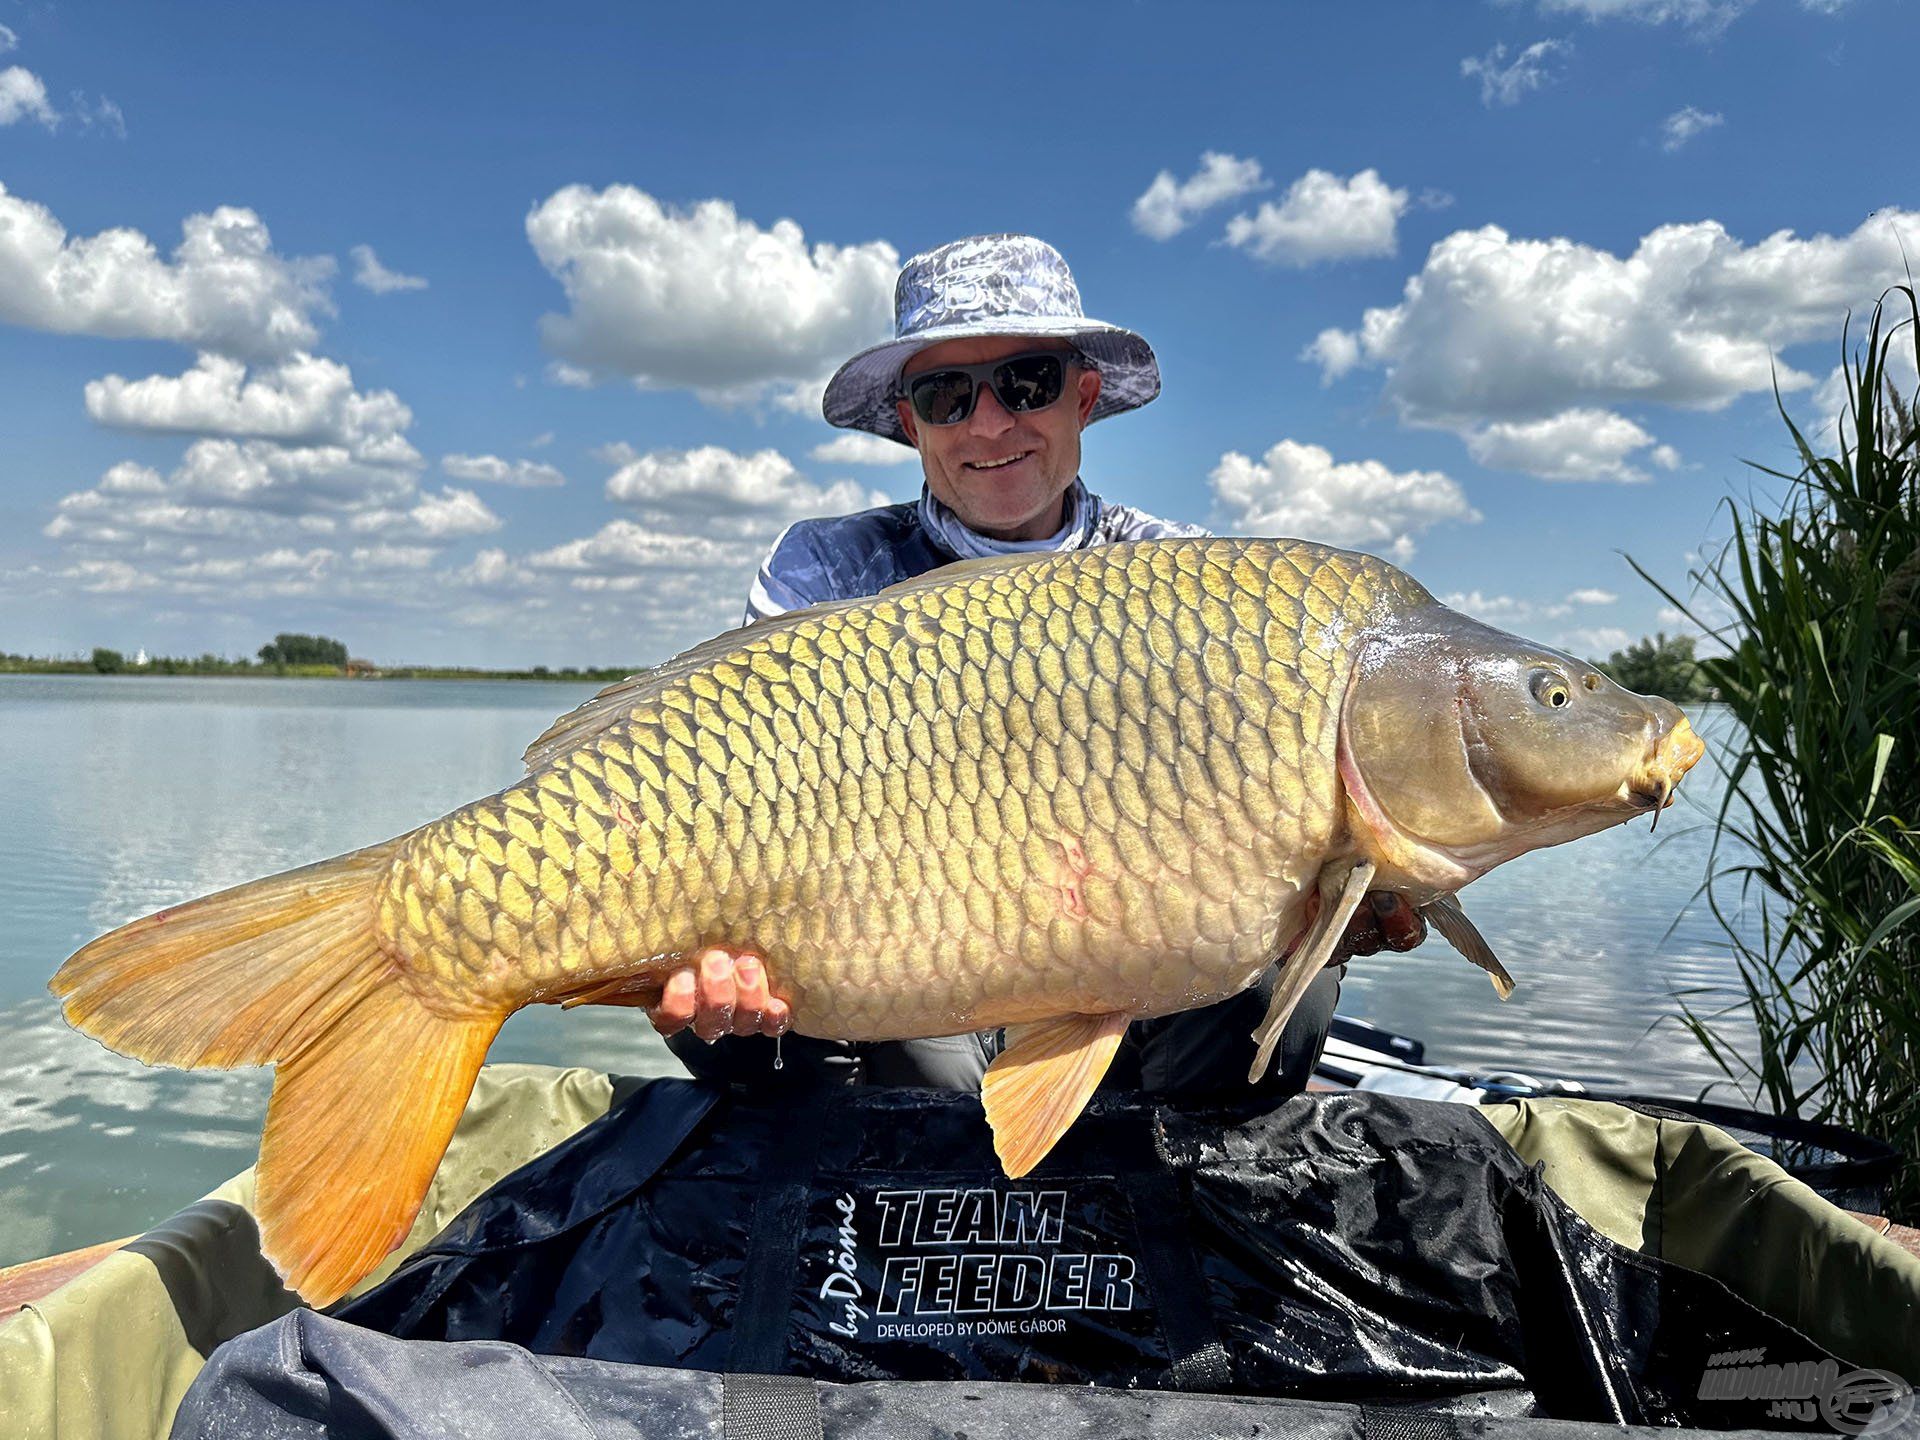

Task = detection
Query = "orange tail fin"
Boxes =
[50,839,505,1306]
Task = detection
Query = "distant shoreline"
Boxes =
[0,664,634,683]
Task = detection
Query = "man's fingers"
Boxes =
[693,948,738,1041]
[645,951,789,1041]
[647,968,698,1036]
[1326,891,1429,963]
[1335,904,1384,959]
[731,955,772,1036]
[1372,892,1427,952]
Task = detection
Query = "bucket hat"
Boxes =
[822,234,1161,445]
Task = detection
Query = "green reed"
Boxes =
[1636,292,1920,1216]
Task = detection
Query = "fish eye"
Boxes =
[1530,670,1573,709]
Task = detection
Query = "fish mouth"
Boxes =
[1620,715,1705,820]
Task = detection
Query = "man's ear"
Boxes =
[895,398,921,448]
[1074,366,1102,426]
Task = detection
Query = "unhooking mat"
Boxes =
[312,1082,1915,1431]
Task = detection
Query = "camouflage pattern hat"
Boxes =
[823,233,1161,446]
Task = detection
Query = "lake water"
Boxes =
[0,675,1761,1268]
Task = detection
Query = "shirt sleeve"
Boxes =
[744,524,818,624]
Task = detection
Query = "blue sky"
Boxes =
[2,0,1913,667]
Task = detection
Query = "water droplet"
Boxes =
[773,1034,784,1072]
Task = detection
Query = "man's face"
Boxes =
[895,336,1102,542]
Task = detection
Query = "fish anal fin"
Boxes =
[1249,860,1377,1083]
[557,974,664,1010]
[1424,894,1517,1000]
[258,985,502,1307]
[981,1012,1130,1179]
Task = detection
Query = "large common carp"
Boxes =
[52,538,1702,1304]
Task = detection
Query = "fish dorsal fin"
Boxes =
[982,1011,1131,1178]
[1423,894,1517,999]
[522,551,1070,773]
[1249,859,1377,1083]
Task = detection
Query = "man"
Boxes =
[645,234,1424,1094]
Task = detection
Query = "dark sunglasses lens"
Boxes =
[909,371,977,426]
[992,354,1065,412]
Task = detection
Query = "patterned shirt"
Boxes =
[744,480,1207,623]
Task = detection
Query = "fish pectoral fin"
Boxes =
[1248,859,1377,1084]
[1423,894,1517,1000]
[981,1012,1131,1179]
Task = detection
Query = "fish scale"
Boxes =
[378,538,1399,1036]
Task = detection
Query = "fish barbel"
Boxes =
[51,538,1703,1303]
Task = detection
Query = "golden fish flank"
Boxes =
[383,538,1390,1032]
[50,535,1703,1305]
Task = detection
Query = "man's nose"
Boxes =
[964,381,1017,438]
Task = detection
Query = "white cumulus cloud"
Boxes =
[528,521,734,579]
[1463,408,1672,482]
[1660,106,1724,152]
[604,444,887,536]
[350,543,436,570]
[0,184,333,358]
[1302,327,1362,382]
[1564,625,1632,655]
[84,352,417,464]
[1130,152,1268,241]
[350,243,427,294]
[1567,587,1618,605]
[809,432,918,466]
[0,24,17,53]
[1808,338,1920,446]
[1460,39,1573,107]
[526,185,897,403]
[1443,591,1571,624]
[42,440,497,554]
[358,487,501,541]
[1223,169,1408,266]
[0,65,56,127]
[441,454,567,487]
[1210,440,1479,560]
[1310,211,1920,436]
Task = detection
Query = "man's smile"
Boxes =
[964,451,1033,471]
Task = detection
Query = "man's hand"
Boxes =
[1333,892,1427,960]
[646,947,791,1042]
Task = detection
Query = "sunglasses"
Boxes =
[899,349,1086,427]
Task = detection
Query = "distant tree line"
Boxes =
[4,635,633,683]
[3,634,355,677]
[1593,632,1712,702]
[258,633,349,667]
